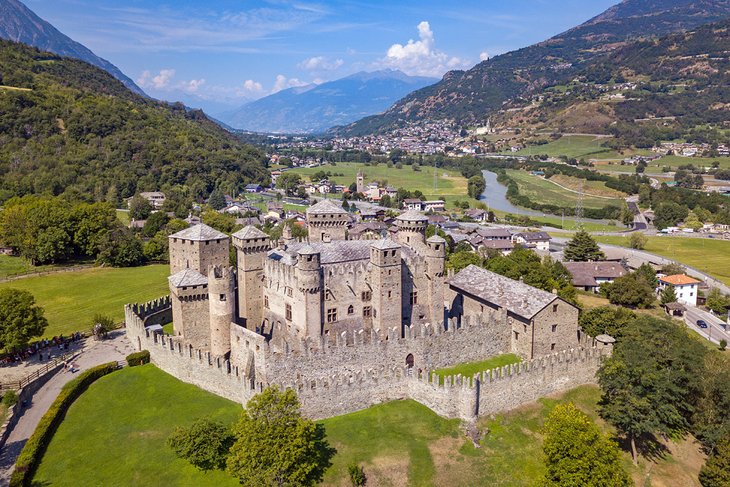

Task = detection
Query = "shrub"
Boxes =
[348,463,366,486]
[2,390,18,407]
[720,340,727,352]
[10,362,118,487]
[126,350,150,367]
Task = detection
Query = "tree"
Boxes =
[91,314,115,340]
[467,174,486,199]
[684,210,703,231]
[0,288,48,352]
[167,418,234,472]
[627,232,647,250]
[446,251,483,272]
[563,230,605,262]
[276,172,303,196]
[620,208,635,227]
[141,211,169,237]
[654,202,688,230]
[706,288,730,315]
[96,227,145,267]
[635,262,658,288]
[693,354,730,453]
[699,436,730,487]
[661,262,685,276]
[602,273,655,308]
[598,316,706,464]
[129,194,152,220]
[226,387,335,486]
[579,306,637,339]
[541,403,631,487]
[208,190,227,211]
[660,285,677,305]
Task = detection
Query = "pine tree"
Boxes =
[699,436,730,487]
[563,230,605,262]
[661,285,678,305]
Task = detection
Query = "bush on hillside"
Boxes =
[10,362,118,487]
[126,350,150,367]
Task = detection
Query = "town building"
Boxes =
[512,232,552,251]
[563,262,628,293]
[658,274,700,307]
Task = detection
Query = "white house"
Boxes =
[658,274,700,307]
[423,200,445,212]
[512,232,552,251]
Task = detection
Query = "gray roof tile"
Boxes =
[169,268,208,288]
[170,223,227,241]
[306,199,348,215]
[232,225,269,240]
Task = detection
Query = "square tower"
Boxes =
[168,223,229,276]
[306,199,349,243]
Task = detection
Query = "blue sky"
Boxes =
[27,0,617,110]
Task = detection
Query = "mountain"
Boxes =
[0,0,145,96]
[0,39,268,203]
[495,19,730,146]
[220,70,437,134]
[339,0,730,135]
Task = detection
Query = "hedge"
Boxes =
[9,362,118,487]
[126,350,150,367]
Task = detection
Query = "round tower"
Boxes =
[295,245,322,339]
[425,235,447,278]
[208,265,235,357]
[395,210,428,247]
[295,245,321,291]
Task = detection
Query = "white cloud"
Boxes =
[137,68,176,89]
[243,79,263,93]
[378,21,469,77]
[179,78,206,93]
[298,56,344,71]
[271,74,309,93]
[479,51,490,61]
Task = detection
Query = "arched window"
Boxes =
[405,353,414,368]
[347,305,354,315]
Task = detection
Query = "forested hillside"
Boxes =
[0,40,269,204]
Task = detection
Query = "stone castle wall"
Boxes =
[125,298,606,421]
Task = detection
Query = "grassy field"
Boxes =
[0,265,169,337]
[491,208,624,232]
[506,135,611,159]
[32,365,703,486]
[594,235,730,285]
[0,255,87,280]
[432,354,521,384]
[505,170,625,210]
[285,162,470,207]
[116,209,131,225]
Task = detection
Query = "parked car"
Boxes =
[697,319,708,329]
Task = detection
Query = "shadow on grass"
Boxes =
[313,424,338,484]
[616,433,671,463]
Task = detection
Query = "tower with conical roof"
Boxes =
[232,226,270,330]
[306,199,349,242]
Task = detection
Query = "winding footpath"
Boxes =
[0,332,134,485]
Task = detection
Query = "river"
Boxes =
[478,170,545,217]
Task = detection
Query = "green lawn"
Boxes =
[491,209,623,232]
[116,209,131,225]
[505,170,625,210]
[506,135,613,159]
[286,162,470,207]
[595,235,730,285]
[0,255,83,280]
[432,354,521,384]
[34,364,241,487]
[0,265,169,337]
[31,365,701,486]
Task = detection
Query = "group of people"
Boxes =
[1,332,85,365]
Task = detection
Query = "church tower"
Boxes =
[369,239,402,335]
[232,226,270,331]
[356,170,365,194]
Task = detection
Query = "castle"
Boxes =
[125,200,608,420]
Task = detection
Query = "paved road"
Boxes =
[0,332,134,485]
[684,306,730,345]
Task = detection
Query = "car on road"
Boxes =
[697,319,708,329]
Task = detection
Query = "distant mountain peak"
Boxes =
[0,0,145,96]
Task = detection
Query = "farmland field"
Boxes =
[505,170,625,210]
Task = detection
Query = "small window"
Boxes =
[552,304,558,312]
[514,331,519,340]
[551,343,556,351]
[219,294,226,301]
[264,296,269,309]
[285,304,292,321]
[348,305,354,315]
[363,306,372,317]
[523,324,527,333]
[552,324,558,333]
[327,308,338,323]
[373,309,377,318]
[286,287,293,297]
[362,291,372,301]
[387,291,392,298]
[410,291,418,305]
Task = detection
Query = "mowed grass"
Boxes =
[505,170,625,210]
[32,365,703,486]
[594,235,730,285]
[0,255,78,280]
[33,364,242,487]
[0,265,169,337]
[285,162,469,205]
[505,135,612,159]
[432,354,521,384]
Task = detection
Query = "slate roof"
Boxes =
[427,235,447,244]
[476,227,512,239]
[232,225,269,240]
[448,265,560,319]
[272,240,375,265]
[479,239,515,250]
[563,262,628,287]
[371,238,401,250]
[170,223,227,241]
[515,231,551,241]
[306,199,348,215]
[396,210,429,222]
[169,268,208,288]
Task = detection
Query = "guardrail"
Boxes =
[0,353,74,392]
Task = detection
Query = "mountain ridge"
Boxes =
[337,0,730,136]
[220,69,437,134]
[0,0,145,96]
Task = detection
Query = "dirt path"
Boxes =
[0,332,134,485]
